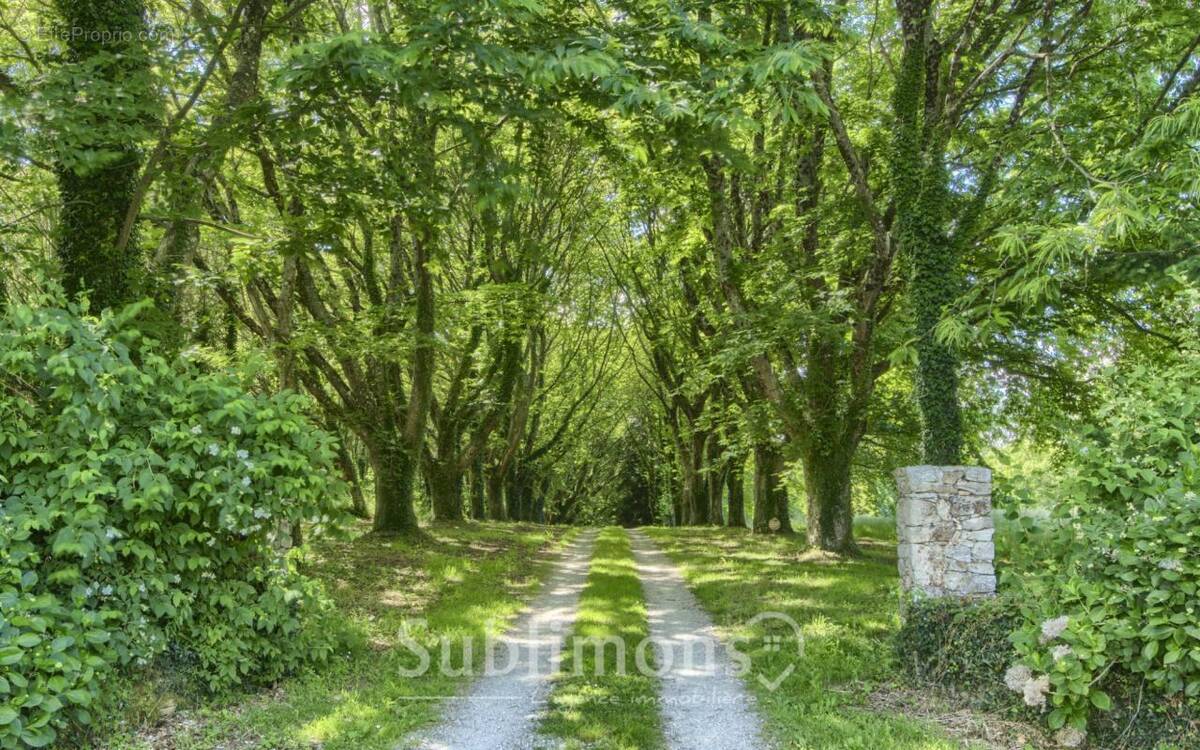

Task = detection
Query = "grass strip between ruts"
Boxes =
[538,526,664,750]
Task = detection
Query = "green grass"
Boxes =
[86,522,574,750]
[538,527,663,750]
[642,527,981,750]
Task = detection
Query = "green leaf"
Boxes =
[1089,690,1112,710]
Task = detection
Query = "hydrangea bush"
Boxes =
[0,302,345,749]
[1003,362,1200,740]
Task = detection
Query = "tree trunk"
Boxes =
[801,444,856,553]
[469,457,486,521]
[891,0,963,464]
[54,0,149,311]
[752,443,791,534]
[679,432,709,525]
[725,455,745,528]
[427,459,464,522]
[505,470,526,522]
[705,433,725,526]
[370,440,419,533]
[486,467,506,520]
[336,438,368,518]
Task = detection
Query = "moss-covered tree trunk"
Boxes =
[800,444,854,552]
[369,439,419,532]
[427,457,464,522]
[54,0,150,310]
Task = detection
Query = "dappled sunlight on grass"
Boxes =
[539,527,663,750]
[643,527,967,750]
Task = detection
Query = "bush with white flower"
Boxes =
[0,302,347,749]
[1002,361,1200,739]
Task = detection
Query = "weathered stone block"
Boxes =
[894,465,995,600]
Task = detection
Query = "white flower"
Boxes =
[1051,644,1073,662]
[191,425,203,435]
[230,426,242,436]
[236,449,249,460]
[1055,727,1086,748]
[1158,558,1182,572]
[241,476,251,487]
[243,460,255,470]
[101,585,113,596]
[1040,615,1070,643]
[1004,664,1032,692]
[1022,674,1050,709]
[206,443,220,456]
[253,507,270,519]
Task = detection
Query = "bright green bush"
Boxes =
[0,302,345,749]
[1002,361,1200,740]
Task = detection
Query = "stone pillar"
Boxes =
[894,466,995,599]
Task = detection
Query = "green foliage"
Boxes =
[0,302,345,749]
[1003,359,1200,734]
[895,597,1021,709]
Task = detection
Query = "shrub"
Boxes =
[0,302,345,749]
[896,595,1021,708]
[1002,361,1200,738]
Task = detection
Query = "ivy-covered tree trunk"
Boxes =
[53,0,150,310]
[427,458,464,522]
[892,0,963,464]
[369,439,419,532]
[800,443,855,552]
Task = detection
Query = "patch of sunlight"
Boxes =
[782,573,838,589]
[437,562,465,583]
[579,611,619,628]
[299,695,380,742]
[803,614,836,639]
[379,589,423,608]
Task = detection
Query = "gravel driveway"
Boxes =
[627,529,771,750]
[408,530,598,750]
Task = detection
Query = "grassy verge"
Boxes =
[538,527,663,750]
[642,527,982,750]
[87,522,574,750]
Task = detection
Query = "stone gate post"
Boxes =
[894,466,996,598]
